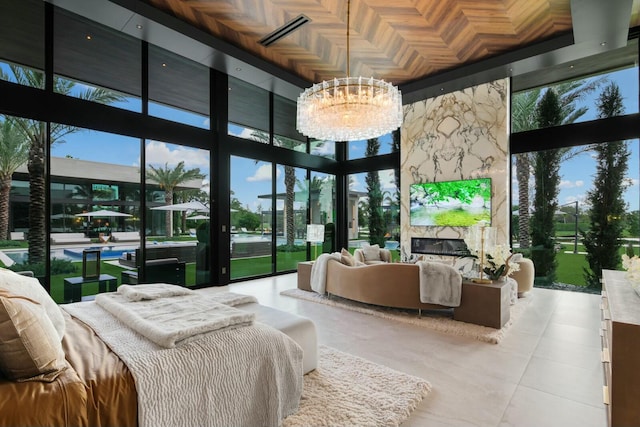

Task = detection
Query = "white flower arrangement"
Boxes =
[463,241,521,281]
[463,222,521,281]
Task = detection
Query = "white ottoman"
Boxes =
[239,302,318,374]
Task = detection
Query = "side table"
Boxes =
[63,274,117,303]
[453,279,511,328]
[297,261,314,291]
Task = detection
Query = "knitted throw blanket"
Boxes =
[63,293,303,427]
[94,288,256,348]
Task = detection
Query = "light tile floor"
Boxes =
[226,273,607,427]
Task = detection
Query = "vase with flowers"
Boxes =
[464,222,521,283]
[482,244,522,281]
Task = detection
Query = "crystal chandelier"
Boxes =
[296,0,402,141]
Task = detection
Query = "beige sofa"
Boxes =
[322,259,453,311]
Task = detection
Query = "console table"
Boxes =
[453,279,511,328]
[63,274,117,303]
[601,270,640,426]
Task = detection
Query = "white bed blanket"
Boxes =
[95,289,255,348]
[417,260,462,306]
[117,283,194,301]
[63,295,303,427]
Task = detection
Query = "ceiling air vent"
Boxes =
[259,14,310,47]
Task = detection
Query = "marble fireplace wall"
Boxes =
[400,79,510,260]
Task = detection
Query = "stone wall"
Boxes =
[400,79,510,259]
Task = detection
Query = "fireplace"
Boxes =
[410,237,468,257]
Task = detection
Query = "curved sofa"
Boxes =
[324,259,452,310]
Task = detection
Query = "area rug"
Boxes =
[281,288,532,344]
[283,346,431,427]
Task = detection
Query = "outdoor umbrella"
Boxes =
[75,209,132,219]
[150,201,209,212]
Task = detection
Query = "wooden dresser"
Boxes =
[601,270,640,426]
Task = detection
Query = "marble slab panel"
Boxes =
[400,79,510,260]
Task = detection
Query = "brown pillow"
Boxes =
[0,292,66,382]
[340,248,355,266]
[0,268,65,341]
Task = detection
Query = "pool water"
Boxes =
[63,246,135,260]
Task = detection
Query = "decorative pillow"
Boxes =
[0,292,67,382]
[340,248,355,266]
[0,268,65,341]
[362,244,381,262]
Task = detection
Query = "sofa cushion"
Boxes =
[362,244,381,262]
[0,291,66,382]
[340,249,355,266]
[0,268,65,341]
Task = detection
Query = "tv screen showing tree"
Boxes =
[409,178,491,226]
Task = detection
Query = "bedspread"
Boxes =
[0,311,137,427]
[63,297,303,427]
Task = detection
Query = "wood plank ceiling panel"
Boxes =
[142,0,578,85]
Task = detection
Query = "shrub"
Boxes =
[9,258,77,277]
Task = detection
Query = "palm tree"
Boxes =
[146,161,204,238]
[250,130,300,247]
[175,189,209,234]
[512,89,540,249]
[0,119,29,240]
[1,65,124,263]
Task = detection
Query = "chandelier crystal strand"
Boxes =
[296,0,402,141]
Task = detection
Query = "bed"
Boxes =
[0,269,314,427]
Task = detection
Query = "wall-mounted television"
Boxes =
[409,177,491,226]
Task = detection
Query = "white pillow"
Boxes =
[362,244,381,262]
[0,268,65,341]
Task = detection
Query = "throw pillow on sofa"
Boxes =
[340,249,355,266]
[362,244,381,262]
[340,249,365,266]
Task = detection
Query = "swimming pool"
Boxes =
[63,246,136,260]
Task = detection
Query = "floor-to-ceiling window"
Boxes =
[145,141,210,287]
[511,40,640,292]
[309,171,336,259]
[275,166,308,272]
[49,129,141,302]
[229,155,274,279]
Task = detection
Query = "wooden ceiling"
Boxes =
[141,0,639,86]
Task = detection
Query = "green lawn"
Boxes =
[46,250,310,302]
[230,250,307,280]
[555,251,589,287]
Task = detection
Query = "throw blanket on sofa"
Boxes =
[95,288,256,348]
[417,261,462,306]
[63,295,303,427]
[310,252,341,294]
